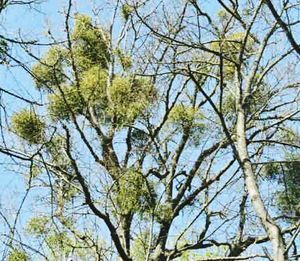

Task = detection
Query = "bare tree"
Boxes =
[0,0,299,260]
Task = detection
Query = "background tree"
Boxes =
[0,0,299,260]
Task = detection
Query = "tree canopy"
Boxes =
[0,1,299,261]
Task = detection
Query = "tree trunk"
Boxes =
[119,214,132,259]
[236,108,286,261]
[151,221,172,261]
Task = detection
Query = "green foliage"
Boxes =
[169,105,203,128]
[47,232,73,255]
[179,250,202,261]
[131,231,150,261]
[264,163,280,178]
[169,104,205,139]
[121,4,134,20]
[32,47,66,90]
[72,14,110,70]
[217,10,229,20]
[47,230,104,259]
[168,105,206,146]
[48,65,108,120]
[222,84,272,117]
[115,168,156,215]
[131,243,147,261]
[48,86,84,120]
[45,137,79,206]
[12,109,45,144]
[48,74,156,124]
[8,249,28,261]
[27,216,78,258]
[222,91,236,116]
[27,216,50,236]
[116,48,133,70]
[48,66,108,120]
[155,204,173,223]
[80,66,108,108]
[221,32,255,57]
[27,164,42,180]
[264,155,300,218]
[57,181,79,203]
[31,14,156,125]
[27,215,93,258]
[277,160,300,217]
[45,137,75,187]
[109,76,156,126]
[211,32,255,80]
[46,136,68,164]
[247,84,273,110]
[59,216,75,228]
[32,14,109,90]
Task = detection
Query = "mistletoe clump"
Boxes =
[116,48,133,70]
[222,83,272,118]
[72,14,110,70]
[30,14,156,127]
[115,168,156,215]
[264,155,300,220]
[109,76,156,126]
[168,104,205,145]
[8,249,29,261]
[27,216,50,236]
[12,109,45,144]
[80,66,108,108]
[48,86,85,120]
[121,4,134,21]
[211,32,256,80]
[169,104,205,131]
[48,66,108,120]
[32,47,67,90]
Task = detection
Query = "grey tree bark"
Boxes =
[236,105,286,261]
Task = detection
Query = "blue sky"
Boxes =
[0,0,299,259]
